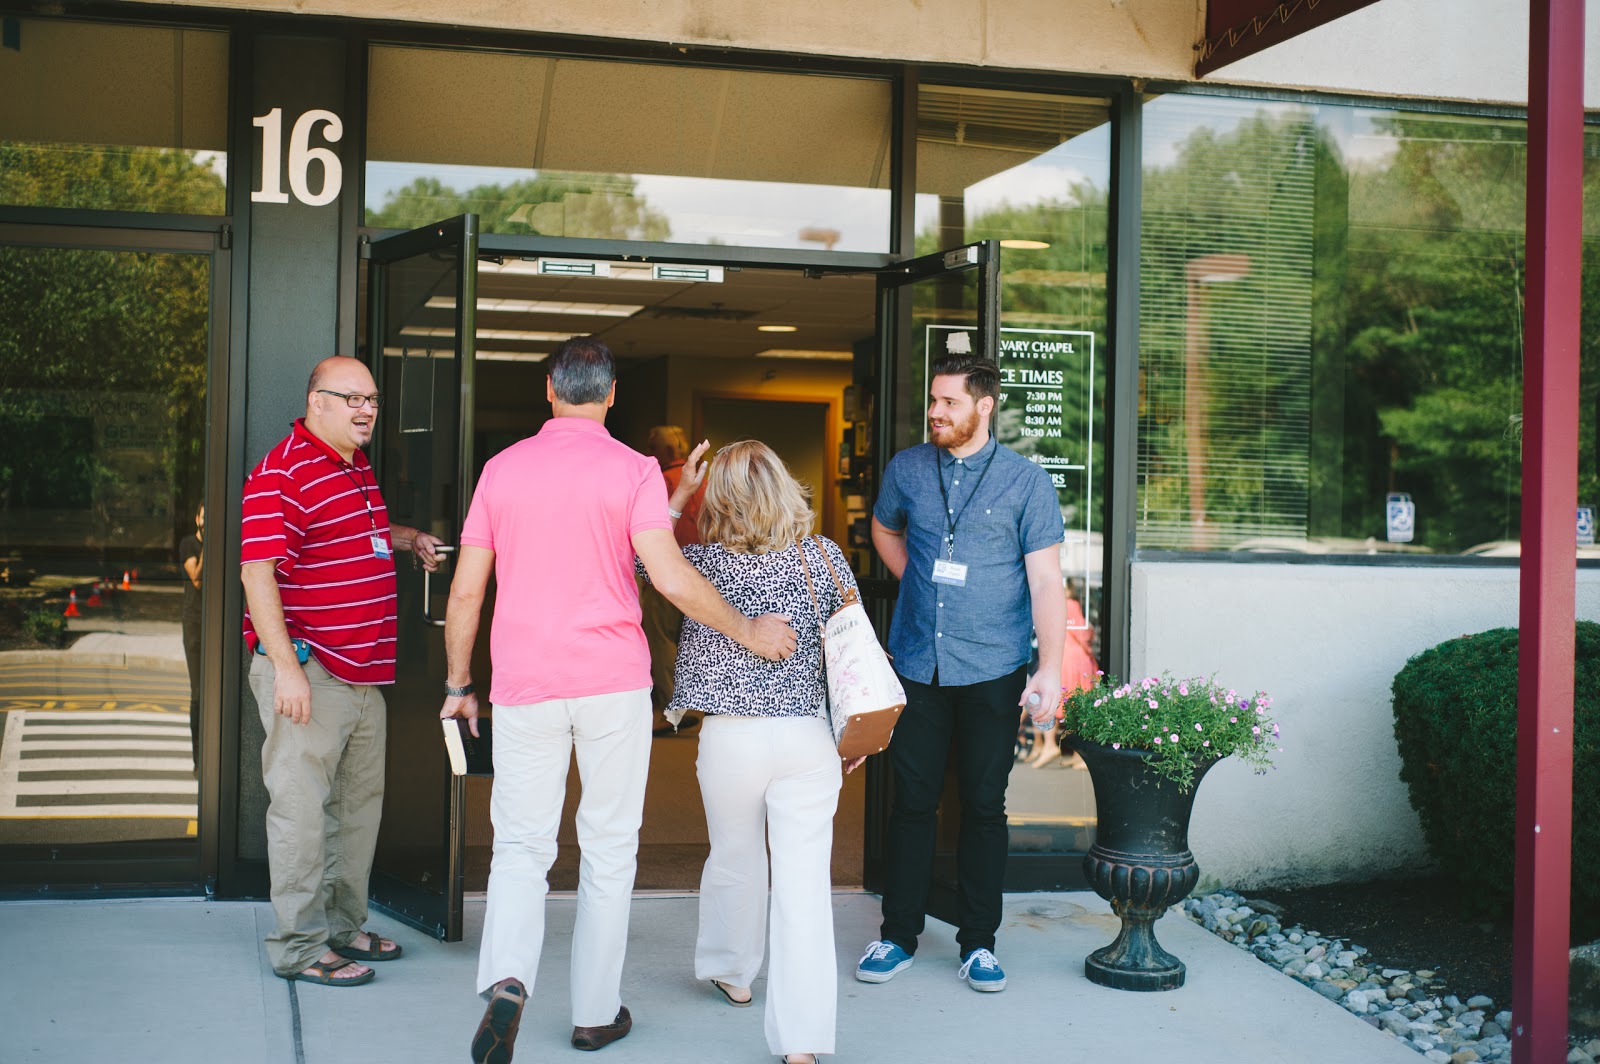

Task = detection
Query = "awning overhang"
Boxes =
[1196,0,1385,77]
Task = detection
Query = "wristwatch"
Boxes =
[444,681,474,697]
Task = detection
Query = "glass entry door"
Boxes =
[0,223,227,890]
[859,242,998,892]
[866,238,1094,908]
[365,215,478,940]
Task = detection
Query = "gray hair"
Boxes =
[548,336,616,405]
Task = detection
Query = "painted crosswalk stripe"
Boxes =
[0,710,196,819]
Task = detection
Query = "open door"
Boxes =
[363,215,478,940]
[859,241,1000,892]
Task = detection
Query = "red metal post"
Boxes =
[1514,1,1585,1061]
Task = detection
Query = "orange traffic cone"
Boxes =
[120,570,131,590]
[62,589,81,617]
[86,583,103,607]
[131,568,139,584]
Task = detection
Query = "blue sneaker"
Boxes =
[958,948,1007,992]
[856,940,913,983]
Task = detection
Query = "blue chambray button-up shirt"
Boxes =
[873,436,1064,686]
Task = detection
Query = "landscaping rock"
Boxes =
[1572,942,1600,1038]
[1178,890,1600,1063]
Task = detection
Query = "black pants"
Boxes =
[182,616,202,768]
[879,664,1027,958]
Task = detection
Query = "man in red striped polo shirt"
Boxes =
[241,355,443,988]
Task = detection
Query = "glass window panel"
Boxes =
[913,84,1113,856]
[1138,95,1599,559]
[0,19,228,214]
[366,46,893,251]
[0,242,212,849]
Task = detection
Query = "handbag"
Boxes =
[797,535,906,759]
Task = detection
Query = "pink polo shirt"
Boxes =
[459,416,670,705]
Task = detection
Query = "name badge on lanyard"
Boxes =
[932,558,968,586]
[371,533,392,559]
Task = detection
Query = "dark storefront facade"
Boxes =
[2,7,1597,941]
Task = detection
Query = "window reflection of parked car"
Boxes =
[1463,540,1600,560]
[1228,536,1434,555]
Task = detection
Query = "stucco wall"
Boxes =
[1131,560,1600,890]
[135,0,1203,80]
[1208,0,1600,108]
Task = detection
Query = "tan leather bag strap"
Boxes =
[796,538,826,632]
[810,535,859,605]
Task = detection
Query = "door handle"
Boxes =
[422,543,457,627]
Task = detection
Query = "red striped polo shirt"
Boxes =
[241,419,397,686]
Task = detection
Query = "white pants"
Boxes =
[477,687,651,1027]
[695,713,842,1057]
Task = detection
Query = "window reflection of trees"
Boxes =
[366,173,670,241]
[1136,101,1600,556]
[0,144,213,589]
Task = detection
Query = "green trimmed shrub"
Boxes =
[1392,623,1600,940]
[21,606,65,647]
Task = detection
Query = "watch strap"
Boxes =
[444,681,474,697]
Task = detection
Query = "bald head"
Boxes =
[304,356,380,461]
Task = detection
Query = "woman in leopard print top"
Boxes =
[650,439,860,1064]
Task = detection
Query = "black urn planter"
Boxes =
[1075,737,1220,991]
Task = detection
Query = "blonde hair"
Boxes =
[698,439,814,554]
[648,425,690,460]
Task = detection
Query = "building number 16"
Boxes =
[251,107,344,207]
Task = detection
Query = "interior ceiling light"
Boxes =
[481,258,723,283]
[753,348,852,362]
[425,297,642,317]
[400,326,578,342]
[476,350,550,363]
[758,325,799,333]
[999,239,1051,250]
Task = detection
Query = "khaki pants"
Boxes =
[250,653,387,976]
[638,580,683,714]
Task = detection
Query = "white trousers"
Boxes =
[695,713,842,1057]
[477,687,651,1027]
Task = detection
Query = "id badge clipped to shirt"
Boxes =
[371,533,393,560]
[931,558,968,587]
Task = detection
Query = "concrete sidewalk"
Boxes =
[0,891,1416,1063]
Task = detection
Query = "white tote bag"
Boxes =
[799,536,906,759]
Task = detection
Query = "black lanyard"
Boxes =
[934,436,996,559]
[334,461,377,532]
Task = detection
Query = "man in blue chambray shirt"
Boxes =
[856,353,1065,994]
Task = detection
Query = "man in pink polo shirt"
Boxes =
[441,337,796,1064]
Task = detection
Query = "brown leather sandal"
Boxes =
[287,958,374,986]
[334,930,403,962]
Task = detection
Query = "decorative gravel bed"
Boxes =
[1183,889,1600,1063]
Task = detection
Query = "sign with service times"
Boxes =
[925,325,1097,626]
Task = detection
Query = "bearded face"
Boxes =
[927,374,989,451]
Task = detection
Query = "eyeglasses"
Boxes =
[318,389,382,409]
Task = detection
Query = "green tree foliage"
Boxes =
[971,185,1109,533]
[1391,624,1600,939]
[0,141,224,215]
[366,172,671,241]
[0,144,215,551]
[1135,105,1600,554]
[1137,108,1320,548]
